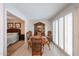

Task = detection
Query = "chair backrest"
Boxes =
[32,37,42,56]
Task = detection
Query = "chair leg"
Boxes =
[46,41,51,50]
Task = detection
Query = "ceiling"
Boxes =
[10,3,70,20]
[7,11,24,21]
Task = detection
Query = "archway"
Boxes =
[34,22,45,36]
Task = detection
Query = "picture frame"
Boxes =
[7,23,13,29]
[15,23,21,29]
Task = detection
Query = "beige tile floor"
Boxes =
[11,41,68,56]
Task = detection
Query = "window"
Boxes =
[59,17,64,49]
[65,13,73,55]
[53,21,56,43]
[52,13,73,56]
[55,20,58,45]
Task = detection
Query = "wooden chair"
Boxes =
[32,37,42,56]
[47,31,52,43]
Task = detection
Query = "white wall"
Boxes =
[3,3,27,55]
[0,3,6,56]
[73,7,79,56]
[26,19,52,36]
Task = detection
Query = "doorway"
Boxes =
[7,11,25,56]
[34,22,45,36]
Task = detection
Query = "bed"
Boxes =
[7,28,21,46]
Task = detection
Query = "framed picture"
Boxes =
[7,23,13,29]
[15,23,21,29]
